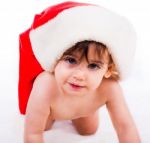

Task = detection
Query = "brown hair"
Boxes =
[56,40,119,80]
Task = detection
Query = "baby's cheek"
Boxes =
[91,76,103,89]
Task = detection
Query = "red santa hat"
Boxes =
[18,1,137,114]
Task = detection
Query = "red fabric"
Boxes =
[18,29,43,114]
[18,1,91,115]
[32,1,91,29]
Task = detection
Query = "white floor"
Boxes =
[0,0,150,142]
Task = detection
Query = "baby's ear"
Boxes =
[104,70,111,78]
[104,63,119,80]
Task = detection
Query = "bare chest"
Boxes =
[50,94,106,120]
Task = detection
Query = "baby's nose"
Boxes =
[72,69,85,81]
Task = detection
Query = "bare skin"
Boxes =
[24,72,140,143]
[24,47,141,143]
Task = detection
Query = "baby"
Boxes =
[18,1,141,143]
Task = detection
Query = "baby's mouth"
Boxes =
[68,83,85,90]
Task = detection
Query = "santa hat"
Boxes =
[18,1,137,114]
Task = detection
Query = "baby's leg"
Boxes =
[44,114,55,131]
[72,112,99,135]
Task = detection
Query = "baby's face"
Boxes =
[54,48,108,97]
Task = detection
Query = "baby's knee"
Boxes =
[75,121,99,136]
[78,126,98,136]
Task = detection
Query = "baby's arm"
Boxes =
[105,80,141,143]
[24,72,54,143]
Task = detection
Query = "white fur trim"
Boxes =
[29,5,137,80]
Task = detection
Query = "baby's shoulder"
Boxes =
[33,71,57,96]
[30,72,59,107]
[98,78,123,101]
[35,71,55,82]
[33,71,56,87]
[101,78,121,90]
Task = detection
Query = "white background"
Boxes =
[0,0,150,143]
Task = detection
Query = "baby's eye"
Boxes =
[88,63,100,70]
[64,56,77,64]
